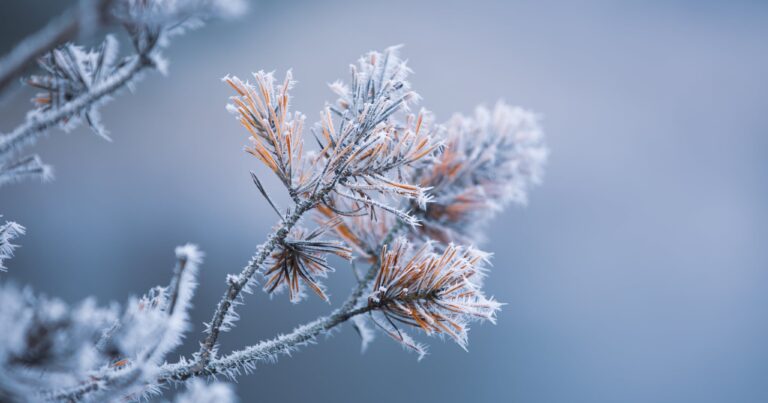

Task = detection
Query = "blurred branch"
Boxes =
[0,154,52,188]
[0,0,115,95]
[0,50,154,159]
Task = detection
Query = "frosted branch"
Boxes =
[0,44,547,401]
[0,0,115,95]
[0,219,25,272]
[0,51,153,161]
[0,154,53,189]
[162,303,375,383]
[0,0,246,189]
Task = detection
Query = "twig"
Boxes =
[0,0,115,95]
[45,216,405,400]
[170,220,404,383]
[46,247,383,401]
[195,185,335,368]
[0,52,153,158]
[161,304,375,383]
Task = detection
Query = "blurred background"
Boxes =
[2,0,768,402]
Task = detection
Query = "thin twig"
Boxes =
[0,53,153,158]
[46,221,405,401]
[196,106,413,365]
[173,220,404,382]
[160,304,375,383]
[0,0,115,95]
[195,185,335,368]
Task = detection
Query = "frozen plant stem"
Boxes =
[197,167,408,367]
[174,221,403,381]
[0,0,248,190]
[165,304,375,382]
[1,44,546,402]
[47,255,382,400]
[0,0,115,95]
[0,51,154,158]
[197,187,326,367]
[48,222,401,399]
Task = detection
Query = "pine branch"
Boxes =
[42,219,403,401]
[0,0,116,95]
[162,304,375,383]
[198,51,422,363]
[2,45,545,402]
[0,0,247,189]
[0,154,52,188]
[195,152,412,366]
[163,221,404,384]
[195,181,341,368]
[0,50,154,159]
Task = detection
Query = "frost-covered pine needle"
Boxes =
[368,238,501,352]
[413,102,548,244]
[0,0,246,189]
[0,43,547,401]
[0,219,24,272]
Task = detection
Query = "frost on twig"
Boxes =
[0,219,25,272]
[0,43,548,400]
[0,242,204,402]
[224,47,439,223]
[224,71,316,203]
[413,102,548,244]
[0,154,53,188]
[197,47,439,364]
[0,284,120,402]
[195,47,544,373]
[0,0,246,189]
[367,238,501,357]
[26,35,121,141]
[263,225,353,303]
[102,244,203,369]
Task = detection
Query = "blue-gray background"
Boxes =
[2,1,767,402]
